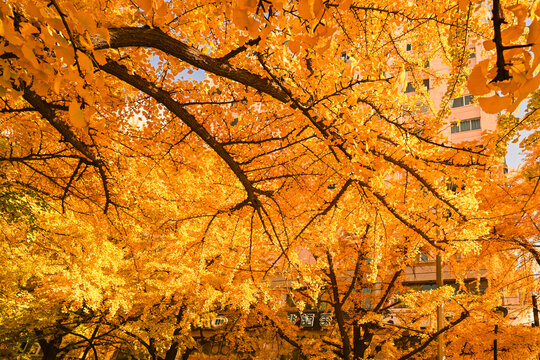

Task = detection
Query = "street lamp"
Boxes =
[436,253,444,360]
[493,306,508,360]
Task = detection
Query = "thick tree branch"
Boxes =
[341,225,370,305]
[19,83,112,212]
[373,270,403,312]
[326,251,352,359]
[92,28,292,103]
[397,311,469,360]
[219,36,262,61]
[99,61,271,207]
[295,178,353,240]
[355,179,443,250]
[491,0,509,81]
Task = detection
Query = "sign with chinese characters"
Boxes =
[211,316,229,327]
[300,313,315,327]
[287,312,333,329]
[319,313,332,327]
[287,313,299,324]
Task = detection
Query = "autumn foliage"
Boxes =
[0,0,539,359]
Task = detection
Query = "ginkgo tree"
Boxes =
[0,0,539,359]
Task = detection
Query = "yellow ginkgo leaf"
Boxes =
[338,0,353,10]
[457,0,469,11]
[313,0,325,18]
[497,79,520,95]
[272,0,284,11]
[501,25,524,44]
[528,19,540,47]
[53,76,61,95]
[298,0,313,19]
[77,52,94,74]
[247,19,259,38]
[477,94,512,114]
[515,73,540,100]
[233,7,250,29]
[288,39,301,53]
[135,0,153,13]
[301,34,318,46]
[237,0,257,10]
[69,101,86,128]
[21,45,39,68]
[507,4,528,25]
[467,62,490,96]
[483,40,495,51]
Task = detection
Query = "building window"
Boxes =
[451,94,474,108]
[405,82,415,93]
[340,51,350,62]
[405,79,430,93]
[407,282,437,291]
[421,283,437,291]
[464,278,488,294]
[451,117,481,133]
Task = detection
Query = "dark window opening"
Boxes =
[405,79,429,93]
[451,94,474,108]
[340,51,351,62]
[452,97,464,108]
[450,118,481,133]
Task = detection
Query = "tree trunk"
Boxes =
[180,348,194,360]
[164,307,187,360]
[38,337,62,360]
[353,322,361,359]
[164,341,179,360]
[327,251,352,359]
[352,323,373,359]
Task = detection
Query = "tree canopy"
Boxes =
[0,0,539,359]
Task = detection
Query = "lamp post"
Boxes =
[493,306,508,360]
[532,295,539,327]
[436,253,445,360]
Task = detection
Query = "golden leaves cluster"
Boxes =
[467,2,540,113]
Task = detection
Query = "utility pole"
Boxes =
[436,253,445,360]
[494,323,499,360]
[532,295,539,327]
[493,306,508,360]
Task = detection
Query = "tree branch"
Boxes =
[92,27,292,103]
[19,83,113,212]
[99,60,271,207]
[397,311,468,360]
[219,36,262,61]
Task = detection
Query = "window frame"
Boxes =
[450,117,481,134]
[451,94,474,108]
[405,79,430,93]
